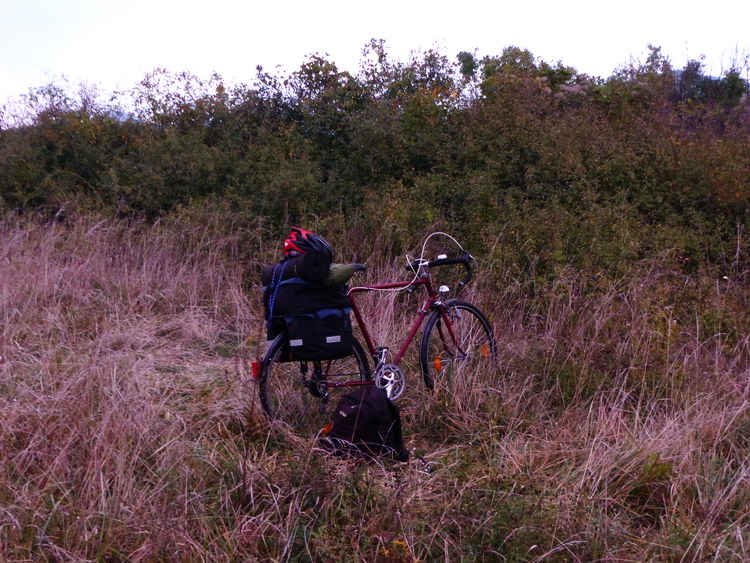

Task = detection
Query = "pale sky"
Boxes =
[2,0,749,105]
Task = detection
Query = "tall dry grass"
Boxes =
[2,212,750,561]
[0,212,262,560]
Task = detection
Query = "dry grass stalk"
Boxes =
[2,213,750,560]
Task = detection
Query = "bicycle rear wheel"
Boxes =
[419,300,496,390]
[259,334,371,433]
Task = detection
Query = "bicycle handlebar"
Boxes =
[406,250,475,287]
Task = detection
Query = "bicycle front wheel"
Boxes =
[259,334,371,433]
[419,300,496,390]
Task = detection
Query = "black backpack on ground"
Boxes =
[320,386,409,462]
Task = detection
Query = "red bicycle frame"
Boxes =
[288,275,445,392]
[348,275,441,365]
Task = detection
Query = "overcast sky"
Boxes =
[2,0,749,105]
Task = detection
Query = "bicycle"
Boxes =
[255,236,496,431]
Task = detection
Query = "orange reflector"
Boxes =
[481,344,489,358]
[251,361,262,380]
[434,356,442,371]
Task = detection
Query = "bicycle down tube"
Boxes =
[348,277,437,365]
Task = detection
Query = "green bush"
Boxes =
[1,43,749,274]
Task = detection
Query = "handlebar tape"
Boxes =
[405,251,474,286]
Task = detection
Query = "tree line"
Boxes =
[1,41,749,277]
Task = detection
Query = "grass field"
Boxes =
[2,213,750,561]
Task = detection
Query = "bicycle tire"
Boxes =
[419,300,496,390]
[259,334,371,432]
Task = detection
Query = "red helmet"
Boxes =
[283,227,333,261]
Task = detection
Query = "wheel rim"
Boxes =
[424,304,494,389]
[261,346,369,434]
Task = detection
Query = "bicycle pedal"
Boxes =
[374,346,389,362]
[318,394,331,414]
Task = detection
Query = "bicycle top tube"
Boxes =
[349,277,430,293]
[347,276,438,361]
[346,248,473,295]
[345,250,475,360]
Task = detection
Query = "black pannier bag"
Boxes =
[285,308,353,360]
[262,256,354,360]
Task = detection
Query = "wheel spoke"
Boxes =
[259,337,371,433]
[420,301,495,389]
